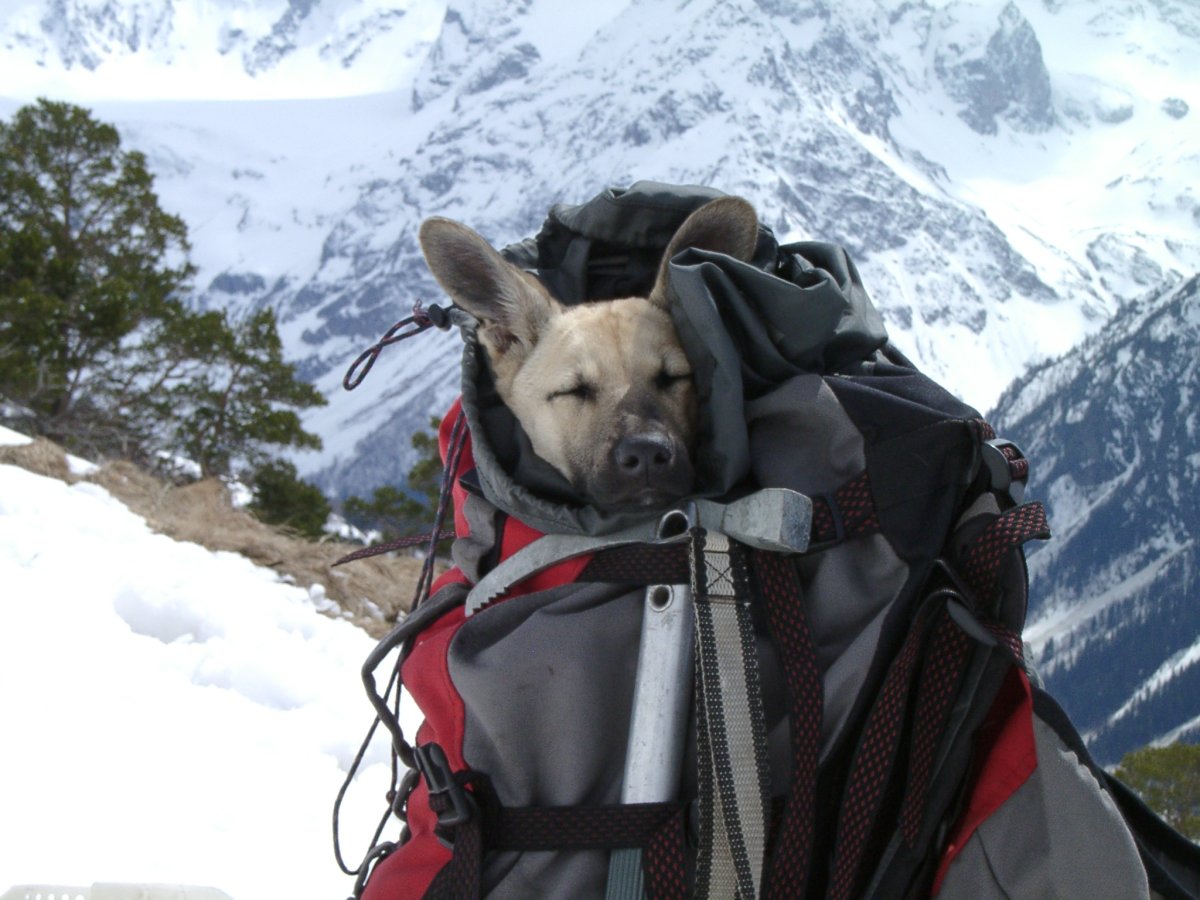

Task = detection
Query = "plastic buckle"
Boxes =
[413,742,474,837]
[982,438,1027,504]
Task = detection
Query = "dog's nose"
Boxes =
[614,434,676,480]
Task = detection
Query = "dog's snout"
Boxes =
[594,430,693,509]
[614,434,675,478]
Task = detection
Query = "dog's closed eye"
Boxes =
[548,380,598,402]
[654,368,692,391]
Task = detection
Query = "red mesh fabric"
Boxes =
[487,802,679,851]
[811,471,881,545]
[579,543,690,585]
[754,552,822,899]
[643,810,690,900]
[828,610,929,900]
[900,612,971,847]
[959,503,1050,604]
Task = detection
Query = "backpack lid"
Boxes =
[457,181,890,537]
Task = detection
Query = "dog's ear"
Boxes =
[419,217,559,353]
[649,196,760,307]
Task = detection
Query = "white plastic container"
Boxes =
[2,885,234,900]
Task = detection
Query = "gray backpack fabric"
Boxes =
[343,182,1200,900]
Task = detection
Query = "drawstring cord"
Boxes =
[331,306,471,891]
[331,412,468,887]
[342,301,452,391]
[332,529,456,567]
[333,300,457,567]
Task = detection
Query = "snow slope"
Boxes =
[0,428,412,899]
[993,275,1200,764]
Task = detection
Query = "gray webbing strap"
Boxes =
[463,489,812,617]
[692,530,771,899]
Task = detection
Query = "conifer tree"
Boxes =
[1,99,325,475]
[171,307,325,477]
[0,98,192,444]
[249,459,331,540]
[344,417,446,543]
[1115,742,1200,840]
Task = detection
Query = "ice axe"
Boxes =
[606,507,696,900]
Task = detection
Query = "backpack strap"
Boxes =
[827,500,1049,899]
[957,502,1050,612]
[754,550,822,898]
[422,785,482,900]
[827,592,947,900]
[690,530,772,899]
[464,488,816,616]
[809,471,881,546]
[416,755,689,900]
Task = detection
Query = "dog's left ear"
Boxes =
[419,217,559,356]
[649,196,760,307]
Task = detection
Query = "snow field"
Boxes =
[0,436,416,899]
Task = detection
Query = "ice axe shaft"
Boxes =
[606,512,696,900]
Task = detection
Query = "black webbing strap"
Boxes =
[643,809,690,900]
[975,419,1031,486]
[994,441,1029,483]
[753,551,822,899]
[424,797,686,899]
[424,802,483,900]
[827,596,943,900]
[828,502,1050,898]
[809,471,880,547]
[897,504,1051,862]
[898,605,973,848]
[958,502,1051,609]
[487,801,683,851]
[579,541,691,584]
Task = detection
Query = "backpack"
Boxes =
[335,182,1200,899]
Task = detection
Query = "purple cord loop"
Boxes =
[330,410,468,884]
[331,411,469,603]
[331,529,457,568]
[343,300,451,391]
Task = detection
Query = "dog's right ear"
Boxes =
[648,196,760,307]
[419,217,559,354]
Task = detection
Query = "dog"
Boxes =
[418,196,759,511]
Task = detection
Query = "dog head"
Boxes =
[419,196,759,511]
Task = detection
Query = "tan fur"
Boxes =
[419,196,759,510]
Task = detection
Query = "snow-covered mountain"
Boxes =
[992,274,1200,765]
[3,0,1198,501]
[2,0,1199,764]
[0,0,444,98]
